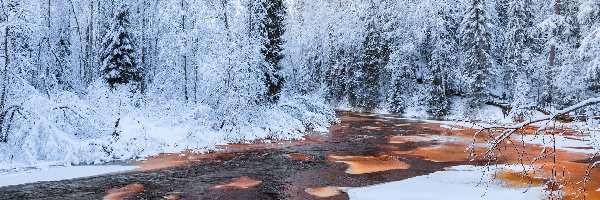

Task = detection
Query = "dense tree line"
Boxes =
[0,0,599,140]
[285,0,600,119]
[0,0,289,113]
[0,0,598,165]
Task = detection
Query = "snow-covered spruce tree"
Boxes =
[579,0,600,122]
[495,0,510,28]
[324,58,350,103]
[258,0,286,103]
[3,0,39,87]
[52,27,73,91]
[386,44,417,114]
[505,0,534,105]
[494,0,510,77]
[426,10,459,117]
[540,0,582,106]
[579,1,600,94]
[353,16,389,111]
[427,56,450,117]
[555,1,584,107]
[100,6,142,90]
[388,74,405,114]
[461,0,494,109]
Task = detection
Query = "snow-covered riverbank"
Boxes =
[347,165,548,200]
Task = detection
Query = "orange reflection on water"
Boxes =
[496,170,548,188]
[136,133,328,171]
[305,186,344,198]
[539,161,600,199]
[327,155,410,174]
[103,183,145,200]
[390,142,478,163]
[214,177,263,189]
[384,121,600,199]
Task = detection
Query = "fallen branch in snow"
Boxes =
[470,97,600,198]
[481,97,600,152]
[490,98,600,129]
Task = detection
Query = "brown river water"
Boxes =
[0,111,598,199]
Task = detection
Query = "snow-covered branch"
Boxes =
[479,97,600,156]
[483,97,600,130]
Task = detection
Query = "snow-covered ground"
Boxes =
[347,165,548,200]
[0,164,137,187]
[427,115,600,155]
[519,133,600,154]
[0,88,336,173]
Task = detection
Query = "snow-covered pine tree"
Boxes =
[426,9,458,117]
[506,0,534,105]
[579,1,600,94]
[100,6,142,90]
[52,27,72,91]
[388,70,406,114]
[495,0,510,28]
[494,0,510,79]
[353,11,389,111]
[386,44,417,114]
[258,0,286,103]
[324,59,348,103]
[461,0,494,108]
[541,0,582,106]
[575,0,600,126]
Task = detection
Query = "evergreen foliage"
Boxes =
[461,0,494,108]
[259,0,286,103]
[426,10,459,116]
[506,0,534,106]
[100,6,142,89]
[2,0,600,167]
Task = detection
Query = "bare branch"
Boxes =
[483,97,600,130]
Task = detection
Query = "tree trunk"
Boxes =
[549,0,560,67]
[182,0,188,102]
[1,27,9,113]
[549,45,555,66]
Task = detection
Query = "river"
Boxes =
[0,111,597,199]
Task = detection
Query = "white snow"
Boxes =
[0,165,138,187]
[518,133,600,154]
[440,124,464,131]
[0,89,335,170]
[347,165,547,200]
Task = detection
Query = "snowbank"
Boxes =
[347,165,548,200]
[0,84,336,170]
[0,165,137,187]
[519,133,600,154]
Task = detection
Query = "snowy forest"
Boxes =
[0,0,599,167]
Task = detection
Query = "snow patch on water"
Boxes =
[0,165,138,187]
[440,124,464,131]
[518,134,600,154]
[347,165,547,200]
